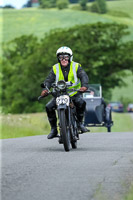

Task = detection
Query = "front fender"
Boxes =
[57,104,67,110]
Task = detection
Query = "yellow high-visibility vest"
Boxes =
[53,61,81,96]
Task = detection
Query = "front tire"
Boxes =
[60,110,70,152]
[70,120,77,149]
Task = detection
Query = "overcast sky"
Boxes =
[0,0,28,9]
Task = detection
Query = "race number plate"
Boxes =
[56,95,70,106]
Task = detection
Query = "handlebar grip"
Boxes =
[38,96,44,101]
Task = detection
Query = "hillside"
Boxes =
[106,0,133,19]
[1,0,133,43]
[1,8,113,43]
[0,0,133,103]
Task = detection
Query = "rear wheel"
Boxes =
[60,110,70,152]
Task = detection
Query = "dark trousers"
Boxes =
[46,94,86,123]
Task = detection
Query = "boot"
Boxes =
[78,123,89,133]
[77,114,89,133]
[47,118,58,139]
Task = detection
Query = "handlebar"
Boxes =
[38,90,52,101]
[67,89,91,93]
[38,96,44,101]
[38,89,91,101]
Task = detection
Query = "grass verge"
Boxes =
[90,112,133,133]
[0,113,50,139]
[125,184,133,200]
[0,112,133,139]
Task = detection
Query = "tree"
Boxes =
[80,0,88,10]
[69,0,79,3]
[23,0,32,8]
[56,0,69,9]
[90,1,100,13]
[91,0,107,14]
[1,23,133,113]
[1,35,45,113]
[38,0,56,8]
[3,5,15,9]
[97,0,107,13]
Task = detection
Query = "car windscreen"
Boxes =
[83,84,101,98]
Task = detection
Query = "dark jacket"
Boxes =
[44,62,89,90]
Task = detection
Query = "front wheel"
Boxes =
[70,120,77,149]
[60,110,70,152]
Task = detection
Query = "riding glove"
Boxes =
[41,90,49,97]
[79,87,87,92]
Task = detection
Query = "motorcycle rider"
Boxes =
[41,46,89,139]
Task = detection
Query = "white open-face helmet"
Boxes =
[56,46,73,61]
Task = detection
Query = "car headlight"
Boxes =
[57,80,66,90]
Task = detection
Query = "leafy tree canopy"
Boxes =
[1,23,133,113]
[3,5,15,9]
[23,0,32,8]
[38,0,56,8]
[56,0,69,9]
[80,0,88,10]
[91,0,107,14]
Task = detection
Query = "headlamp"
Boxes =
[57,80,66,90]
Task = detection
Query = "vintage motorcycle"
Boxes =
[38,80,89,152]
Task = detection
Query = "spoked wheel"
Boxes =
[60,110,70,152]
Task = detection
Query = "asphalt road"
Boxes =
[1,131,133,200]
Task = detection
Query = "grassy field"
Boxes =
[1,0,133,43]
[0,112,133,139]
[106,0,133,19]
[0,112,50,139]
[1,8,113,43]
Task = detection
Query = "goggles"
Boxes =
[58,55,70,61]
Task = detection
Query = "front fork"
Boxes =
[57,105,69,137]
